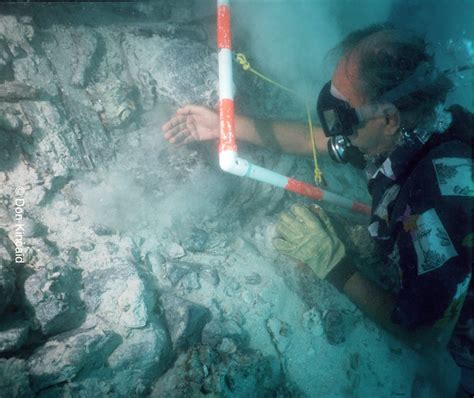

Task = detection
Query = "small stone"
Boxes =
[244,272,262,285]
[301,307,324,337]
[179,272,201,292]
[166,242,185,259]
[105,241,119,255]
[201,319,248,348]
[323,310,346,345]
[165,261,191,285]
[199,268,219,286]
[181,228,209,252]
[28,185,47,206]
[224,280,241,297]
[159,293,211,351]
[240,291,255,306]
[68,213,80,222]
[117,278,148,329]
[59,207,71,216]
[91,224,115,236]
[145,251,165,272]
[80,241,95,251]
[0,113,22,131]
[66,247,79,265]
[218,337,237,354]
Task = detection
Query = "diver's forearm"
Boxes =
[234,115,327,155]
[342,271,401,335]
[327,260,422,344]
[338,267,449,351]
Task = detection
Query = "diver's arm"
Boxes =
[162,104,327,155]
[333,265,454,352]
[235,114,327,155]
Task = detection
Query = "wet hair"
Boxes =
[332,23,454,130]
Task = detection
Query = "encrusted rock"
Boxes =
[82,262,154,330]
[150,344,291,398]
[0,257,15,315]
[217,337,237,355]
[106,320,171,396]
[0,112,22,131]
[162,260,205,292]
[145,250,165,273]
[91,223,115,236]
[79,241,95,251]
[201,318,248,348]
[0,357,33,397]
[27,328,121,392]
[0,82,40,102]
[178,271,201,293]
[165,242,185,259]
[0,320,29,354]
[323,309,346,345]
[301,307,324,337]
[0,36,13,81]
[90,78,137,129]
[24,262,84,335]
[244,272,262,285]
[199,268,220,286]
[266,317,291,354]
[159,292,211,351]
[181,228,209,252]
[70,30,99,88]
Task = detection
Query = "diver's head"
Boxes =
[331,50,400,157]
[317,25,454,166]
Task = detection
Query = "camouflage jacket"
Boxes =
[367,105,473,359]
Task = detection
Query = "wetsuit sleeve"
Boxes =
[390,147,473,329]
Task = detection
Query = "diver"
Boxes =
[162,25,473,397]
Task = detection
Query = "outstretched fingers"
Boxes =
[176,104,203,116]
[162,114,185,133]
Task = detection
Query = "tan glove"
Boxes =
[272,204,346,279]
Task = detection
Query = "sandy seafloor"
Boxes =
[0,1,472,397]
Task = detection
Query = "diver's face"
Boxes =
[331,54,399,156]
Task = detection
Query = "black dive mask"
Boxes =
[316,81,366,168]
[315,61,469,169]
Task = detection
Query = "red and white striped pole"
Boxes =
[216,0,371,216]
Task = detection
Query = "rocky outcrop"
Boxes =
[24,262,84,336]
[0,357,33,397]
[0,320,29,354]
[27,328,120,392]
[150,344,300,397]
[159,292,211,352]
[0,258,15,315]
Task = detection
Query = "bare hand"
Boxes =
[161,105,219,146]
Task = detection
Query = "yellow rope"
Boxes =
[235,53,323,185]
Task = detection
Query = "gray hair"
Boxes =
[331,24,454,132]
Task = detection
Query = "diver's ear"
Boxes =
[382,104,400,136]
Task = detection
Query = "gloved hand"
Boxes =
[272,204,346,279]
